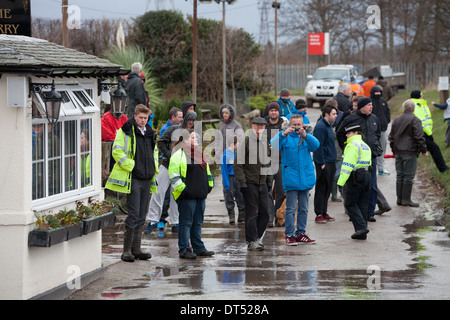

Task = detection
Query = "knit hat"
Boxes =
[267,102,280,112]
[280,88,290,97]
[410,90,422,99]
[295,99,307,109]
[357,97,372,109]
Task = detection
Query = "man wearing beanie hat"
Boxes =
[410,90,449,172]
[263,88,296,118]
[337,96,382,222]
[264,101,285,227]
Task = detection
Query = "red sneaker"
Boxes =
[315,214,327,224]
[323,214,335,222]
[295,233,316,244]
[285,235,298,246]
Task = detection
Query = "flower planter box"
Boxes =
[82,212,116,235]
[28,223,83,247]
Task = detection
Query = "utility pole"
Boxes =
[62,0,68,47]
[222,1,227,104]
[272,1,280,97]
[192,0,198,103]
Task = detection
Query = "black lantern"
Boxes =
[43,80,62,125]
[98,78,128,117]
[110,81,127,116]
[29,79,62,125]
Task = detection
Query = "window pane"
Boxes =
[73,90,94,107]
[65,120,77,191]
[80,119,92,187]
[32,124,45,200]
[48,123,62,196]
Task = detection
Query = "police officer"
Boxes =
[337,125,372,240]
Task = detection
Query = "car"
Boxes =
[304,65,362,107]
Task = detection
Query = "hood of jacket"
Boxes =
[219,104,236,122]
[181,111,198,128]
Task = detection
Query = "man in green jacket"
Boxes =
[106,104,157,262]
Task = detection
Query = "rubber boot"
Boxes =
[331,181,342,202]
[132,227,152,260]
[121,227,135,262]
[228,209,235,225]
[237,210,245,223]
[396,180,403,205]
[401,182,419,207]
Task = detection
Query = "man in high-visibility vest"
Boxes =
[105,104,157,262]
[350,76,364,96]
[337,124,372,240]
[410,90,449,172]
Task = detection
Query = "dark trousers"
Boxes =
[368,158,378,216]
[425,134,448,172]
[126,177,151,229]
[268,169,285,221]
[223,175,245,213]
[344,171,371,232]
[314,162,336,216]
[243,183,269,243]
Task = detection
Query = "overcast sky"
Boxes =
[31,0,268,41]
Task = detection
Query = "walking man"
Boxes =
[337,125,372,240]
[234,117,272,251]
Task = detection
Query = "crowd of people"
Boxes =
[102,63,449,261]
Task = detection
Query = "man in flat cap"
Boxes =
[234,117,273,251]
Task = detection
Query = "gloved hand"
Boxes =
[338,185,343,193]
[240,183,247,195]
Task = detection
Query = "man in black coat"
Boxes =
[125,62,148,118]
[370,85,391,175]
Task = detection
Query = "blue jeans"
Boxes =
[285,190,309,237]
[177,199,207,255]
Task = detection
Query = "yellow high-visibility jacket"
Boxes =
[411,98,433,136]
[105,125,157,194]
[168,148,214,200]
[337,134,372,186]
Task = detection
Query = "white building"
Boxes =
[0,35,127,299]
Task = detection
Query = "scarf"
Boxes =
[182,144,207,169]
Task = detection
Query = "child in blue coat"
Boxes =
[221,137,245,224]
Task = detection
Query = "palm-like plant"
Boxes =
[103,45,164,118]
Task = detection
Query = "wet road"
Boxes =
[67,103,450,301]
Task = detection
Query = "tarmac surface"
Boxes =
[67,102,450,302]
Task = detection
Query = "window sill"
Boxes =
[32,189,101,213]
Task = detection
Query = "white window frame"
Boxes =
[31,84,99,211]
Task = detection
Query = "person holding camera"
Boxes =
[337,124,372,240]
[270,114,320,246]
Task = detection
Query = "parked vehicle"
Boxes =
[363,65,406,95]
[304,64,362,107]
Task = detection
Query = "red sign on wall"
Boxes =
[308,33,329,55]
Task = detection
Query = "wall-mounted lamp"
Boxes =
[98,79,128,117]
[29,79,62,126]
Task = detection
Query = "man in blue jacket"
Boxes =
[271,114,320,246]
[313,103,338,224]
